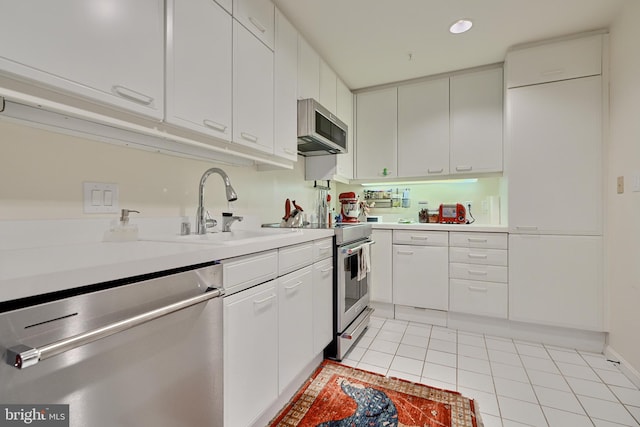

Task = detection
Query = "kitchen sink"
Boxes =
[144,228,302,246]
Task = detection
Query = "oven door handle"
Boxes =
[6,287,225,370]
[341,240,375,255]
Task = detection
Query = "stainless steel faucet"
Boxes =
[196,168,238,235]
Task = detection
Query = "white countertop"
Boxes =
[370,222,508,233]
[0,219,333,304]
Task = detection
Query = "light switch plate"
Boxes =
[632,173,640,192]
[84,182,119,213]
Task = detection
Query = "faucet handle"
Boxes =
[205,210,217,230]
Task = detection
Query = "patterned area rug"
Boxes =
[269,360,483,427]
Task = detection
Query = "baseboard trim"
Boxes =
[605,346,640,389]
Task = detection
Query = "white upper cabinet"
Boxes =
[336,78,354,179]
[450,67,503,175]
[0,0,164,120]
[232,0,275,50]
[506,34,602,88]
[274,9,298,161]
[297,36,320,101]
[355,87,398,179]
[319,60,338,113]
[233,22,274,154]
[397,77,450,178]
[166,0,232,141]
[507,75,602,235]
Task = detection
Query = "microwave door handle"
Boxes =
[6,288,224,370]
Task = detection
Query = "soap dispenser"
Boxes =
[103,209,140,242]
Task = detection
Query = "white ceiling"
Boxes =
[273,0,629,90]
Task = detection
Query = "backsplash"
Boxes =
[336,177,505,225]
[0,121,331,225]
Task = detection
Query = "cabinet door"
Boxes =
[166,0,232,141]
[370,229,393,304]
[233,22,274,154]
[297,36,320,100]
[392,244,448,310]
[232,0,274,49]
[507,76,602,235]
[397,78,450,177]
[509,234,603,331]
[313,258,334,354]
[274,9,298,161]
[278,266,314,393]
[0,0,164,119]
[450,67,503,174]
[355,88,398,179]
[224,281,278,427]
[319,60,337,113]
[336,78,354,179]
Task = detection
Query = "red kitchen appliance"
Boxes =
[339,192,360,223]
[439,203,467,224]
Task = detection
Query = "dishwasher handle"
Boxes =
[6,287,224,370]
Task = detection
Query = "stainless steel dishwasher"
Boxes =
[0,263,223,427]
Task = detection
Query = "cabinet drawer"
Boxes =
[393,230,448,246]
[450,263,508,283]
[449,279,507,319]
[449,232,507,249]
[222,250,278,295]
[506,34,602,88]
[449,247,507,266]
[313,237,334,262]
[279,242,314,276]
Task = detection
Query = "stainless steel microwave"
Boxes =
[297,98,348,156]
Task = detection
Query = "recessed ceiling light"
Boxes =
[449,19,473,34]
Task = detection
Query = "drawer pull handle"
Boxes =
[468,286,488,292]
[284,281,303,291]
[112,85,154,105]
[240,132,259,143]
[456,165,473,172]
[515,226,539,231]
[249,16,267,33]
[203,119,227,132]
[283,148,295,154]
[319,246,332,251]
[468,270,488,276]
[427,168,444,174]
[320,267,333,273]
[397,251,414,255]
[541,68,565,76]
[467,238,488,243]
[468,253,488,259]
[410,236,429,240]
[253,294,276,305]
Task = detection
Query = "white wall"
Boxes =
[607,1,640,374]
[0,120,328,224]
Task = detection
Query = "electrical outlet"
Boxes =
[617,176,624,194]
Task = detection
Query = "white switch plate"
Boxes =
[83,182,119,213]
[632,173,640,192]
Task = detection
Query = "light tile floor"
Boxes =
[340,317,640,427]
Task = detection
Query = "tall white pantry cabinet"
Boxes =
[506,34,605,332]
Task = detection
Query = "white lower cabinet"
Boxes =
[224,280,278,427]
[278,266,313,394]
[392,231,448,311]
[370,229,393,304]
[223,238,333,427]
[449,232,508,319]
[509,234,603,331]
[313,258,334,354]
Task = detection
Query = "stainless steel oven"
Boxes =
[330,223,374,360]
